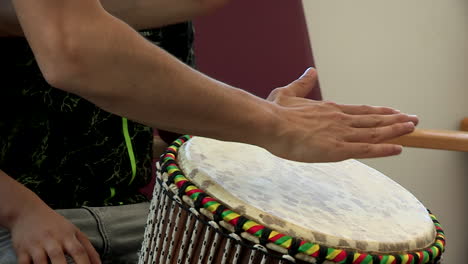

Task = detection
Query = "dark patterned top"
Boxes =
[0,23,195,209]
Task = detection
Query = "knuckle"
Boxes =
[329,112,347,121]
[42,230,54,240]
[68,245,86,256]
[271,87,283,96]
[361,144,372,155]
[267,87,285,100]
[333,140,345,150]
[369,128,379,142]
[323,101,339,108]
[340,126,353,137]
[372,116,384,126]
[48,247,63,258]
[360,105,372,114]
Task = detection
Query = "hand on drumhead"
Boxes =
[9,203,101,264]
[265,67,418,162]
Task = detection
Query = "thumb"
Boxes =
[284,67,318,98]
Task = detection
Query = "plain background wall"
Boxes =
[193,0,321,100]
[303,1,468,263]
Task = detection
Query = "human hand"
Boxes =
[9,203,101,264]
[265,68,418,162]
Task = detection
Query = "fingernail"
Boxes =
[300,67,315,78]
[394,145,403,154]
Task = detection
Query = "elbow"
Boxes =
[40,41,85,92]
[41,62,79,92]
[34,24,90,93]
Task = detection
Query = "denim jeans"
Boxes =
[0,202,149,264]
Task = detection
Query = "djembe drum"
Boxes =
[139,136,445,264]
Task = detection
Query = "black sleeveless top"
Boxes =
[0,22,195,209]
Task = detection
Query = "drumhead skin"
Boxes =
[178,137,436,253]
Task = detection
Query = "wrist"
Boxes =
[239,97,283,151]
[0,171,48,229]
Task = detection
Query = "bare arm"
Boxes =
[0,0,227,36]
[0,171,40,230]
[12,0,277,149]
[12,0,417,162]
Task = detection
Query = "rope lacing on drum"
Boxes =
[178,181,192,197]
[371,255,380,264]
[394,254,403,264]
[287,238,301,257]
[314,245,328,264]
[167,171,183,185]
[213,204,227,223]
[160,160,174,176]
[259,228,272,246]
[234,216,249,234]
[154,135,446,264]
[194,192,208,210]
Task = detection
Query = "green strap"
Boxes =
[104,187,116,204]
[122,117,137,185]
[104,117,137,203]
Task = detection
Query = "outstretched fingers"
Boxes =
[345,122,415,144]
[349,114,418,128]
[338,104,401,115]
[337,143,403,160]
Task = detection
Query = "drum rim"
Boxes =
[158,135,445,264]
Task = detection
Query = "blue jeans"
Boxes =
[0,202,149,264]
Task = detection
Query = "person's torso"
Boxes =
[0,22,195,209]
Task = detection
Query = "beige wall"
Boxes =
[303,1,468,263]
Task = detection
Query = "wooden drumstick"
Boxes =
[460,117,468,132]
[386,128,468,152]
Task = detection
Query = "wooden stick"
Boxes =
[460,117,468,132]
[386,129,468,152]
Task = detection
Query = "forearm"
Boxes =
[13,0,276,147]
[0,170,48,229]
[74,22,277,145]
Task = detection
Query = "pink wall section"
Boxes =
[194,0,322,100]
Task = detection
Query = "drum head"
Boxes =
[178,137,435,253]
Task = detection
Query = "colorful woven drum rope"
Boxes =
[140,135,445,264]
